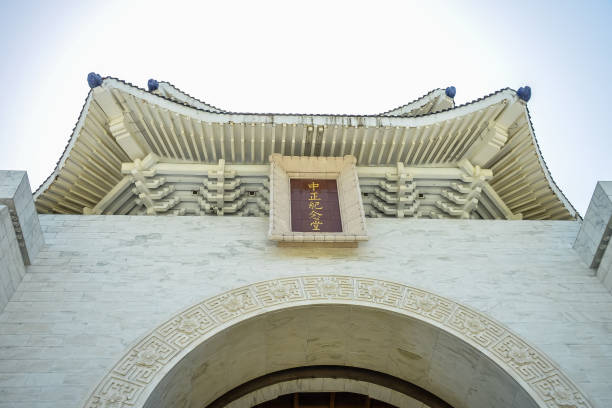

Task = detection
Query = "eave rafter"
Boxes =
[34,75,577,221]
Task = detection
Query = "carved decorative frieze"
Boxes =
[82,276,593,408]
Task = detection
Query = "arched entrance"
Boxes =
[209,366,452,408]
[82,276,591,408]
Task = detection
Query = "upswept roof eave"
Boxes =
[33,89,94,200]
[378,88,446,116]
[156,81,229,113]
[32,77,516,205]
[379,88,441,115]
[35,76,577,220]
[523,105,580,220]
[143,78,452,118]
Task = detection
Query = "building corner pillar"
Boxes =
[0,171,44,311]
[0,171,44,265]
[574,181,612,292]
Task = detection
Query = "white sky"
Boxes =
[1,0,610,214]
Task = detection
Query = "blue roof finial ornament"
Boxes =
[517,86,531,102]
[445,86,456,98]
[87,72,103,89]
[148,79,159,92]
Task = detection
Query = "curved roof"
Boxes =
[33,76,577,220]
[379,88,454,116]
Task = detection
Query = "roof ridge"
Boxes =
[104,76,514,118]
[379,88,444,115]
[157,81,229,113]
[31,75,515,201]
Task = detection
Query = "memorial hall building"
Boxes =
[1,73,611,408]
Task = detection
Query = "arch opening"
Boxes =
[208,365,453,408]
[143,304,536,408]
[83,276,591,408]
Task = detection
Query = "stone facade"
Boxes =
[0,177,612,407]
[4,78,607,407]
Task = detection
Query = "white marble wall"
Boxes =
[0,205,26,311]
[0,215,611,407]
[597,238,612,291]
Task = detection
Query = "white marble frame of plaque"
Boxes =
[268,154,368,246]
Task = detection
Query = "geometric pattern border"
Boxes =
[82,276,593,408]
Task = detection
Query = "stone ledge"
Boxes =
[278,241,358,248]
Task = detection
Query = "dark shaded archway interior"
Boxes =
[254,392,393,408]
[207,366,453,408]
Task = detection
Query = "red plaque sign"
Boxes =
[290,179,342,232]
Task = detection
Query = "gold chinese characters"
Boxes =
[308,181,323,231]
